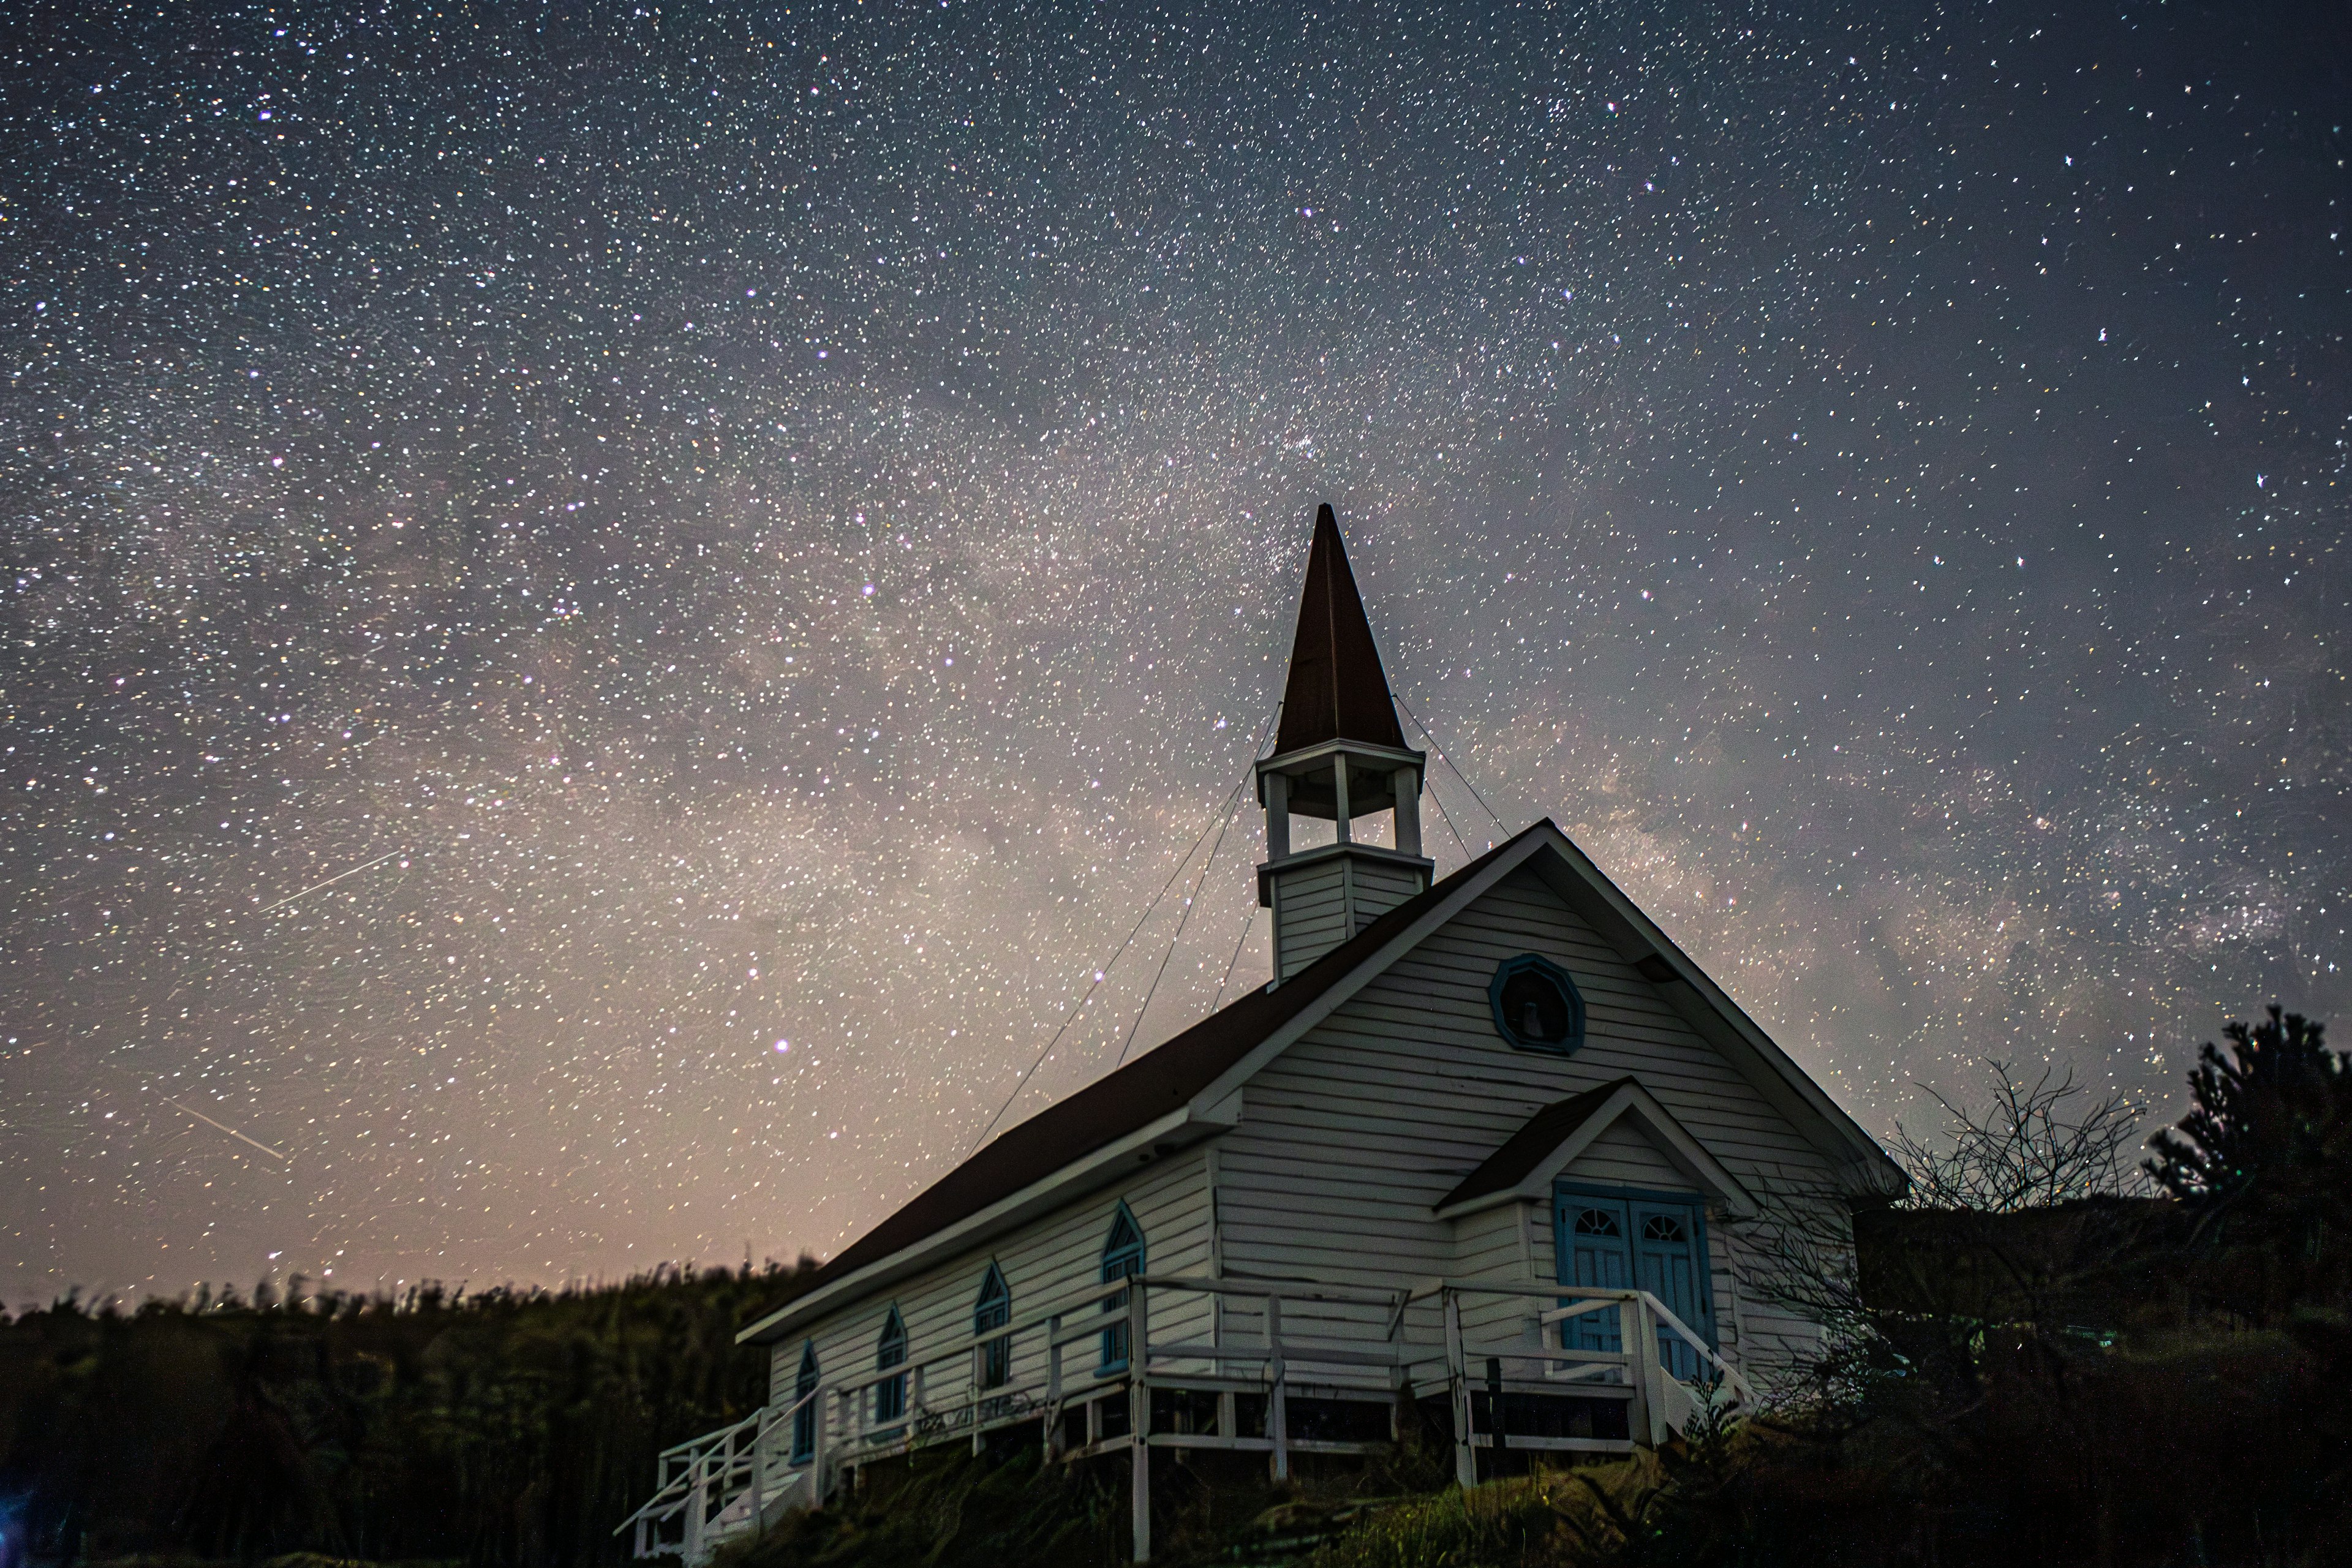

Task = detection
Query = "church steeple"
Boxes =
[1273,505,1411,757]
[1256,505,1431,984]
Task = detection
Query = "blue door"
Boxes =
[1557,1195,1632,1354]
[1556,1187,1713,1379]
[1630,1200,1710,1380]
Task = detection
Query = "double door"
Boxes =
[1555,1185,1714,1381]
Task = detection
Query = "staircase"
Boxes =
[616,1400,813,1566]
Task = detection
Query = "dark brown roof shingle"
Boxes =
[1272,504,1409,756]
[1436,1077,1638,1211]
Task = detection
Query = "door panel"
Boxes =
[1632,1202,1708,1379]
[1556,1186,1713,1381]
[1556,1196,1631,1352]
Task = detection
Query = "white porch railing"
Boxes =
[618,1273,1755,1566]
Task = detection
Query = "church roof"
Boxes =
[741,819,1902,1346]
[1272,505,1409,756]
[740,834,1525,1342]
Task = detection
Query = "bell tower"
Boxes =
[1257,505,1432,984]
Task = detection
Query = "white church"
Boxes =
[624,507,1902,1562]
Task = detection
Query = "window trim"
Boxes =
[873,1304,908,1428]
[973,1261,1012,1390]
[790,1340,820,1463]
[1098,1200,1146,1373]
[1489,952,1586,1055]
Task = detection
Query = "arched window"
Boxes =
[790,1340,820,1463]
[973,1263,1011,1390]
[873,1306,908,1427]
[1099,1202,1146,1371]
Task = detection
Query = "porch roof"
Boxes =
[1435,1076,1761,1219]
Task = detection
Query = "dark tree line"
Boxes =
[0,1261,816,1568]
[1735,1006,2352,1568]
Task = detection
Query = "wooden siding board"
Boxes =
[1274,854,1431,977]
[1276,863,1354,981]
[774,1150,1214,1411]
[1238,1066,1806,1147]
[1560,1119,1695,1191]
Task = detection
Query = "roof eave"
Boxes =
[736,1093,1241,1346]
[1512,826,1906,1196]
[1435,1079,1762,1219]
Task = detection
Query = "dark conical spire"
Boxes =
[1273,505,1408,756]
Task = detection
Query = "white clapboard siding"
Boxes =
[771,858,1862,1417]
[1217,862,1850,1381]
[773,1148,1214,1415]
[1561,1118,1693,1191]
[1449,1200,1542,1347]
[1270,860,1350,980]
[1348,859,1425,933]
[1712,1197,1843,1379]
[1272,856,1430,982]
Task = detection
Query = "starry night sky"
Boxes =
[3,0,2345,1303]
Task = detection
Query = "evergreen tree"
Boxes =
[2146,1006,2351,1311]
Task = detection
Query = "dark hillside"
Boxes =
[0,1262,816,1568]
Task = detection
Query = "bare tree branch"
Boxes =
[1892,1061,2150,1213]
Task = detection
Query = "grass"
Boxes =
[710,1430,1649,1568]
[1292,1461,1654,1568]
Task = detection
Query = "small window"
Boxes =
[1488,954,1586,1055]
[1575,1207,1623,1237]
[1642,1213,1687,1244]
[973,1263,1011,1390]
[1099,1202,1145,1372]
[790,1341,820,1463]
[874,1306,908,1426]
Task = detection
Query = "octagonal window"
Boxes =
[1488,953,1585,1055]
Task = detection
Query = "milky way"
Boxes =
[3,1,2344,1303]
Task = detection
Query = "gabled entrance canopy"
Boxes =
[1434,1076,1760,1220]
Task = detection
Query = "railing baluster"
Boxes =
[1130,1280,1153,1563]
[1444,1290,1475,1489]
[1619,1297,1656,1444]
[1389,1295,1408,1444]
[1265,1293,1288,1483]
[1046,1313,1065,1460]
[624,1275,1747,1557]
[748,1407,766,1534]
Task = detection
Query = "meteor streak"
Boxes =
[255,850,404,914]
[160,1096,290,1163]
